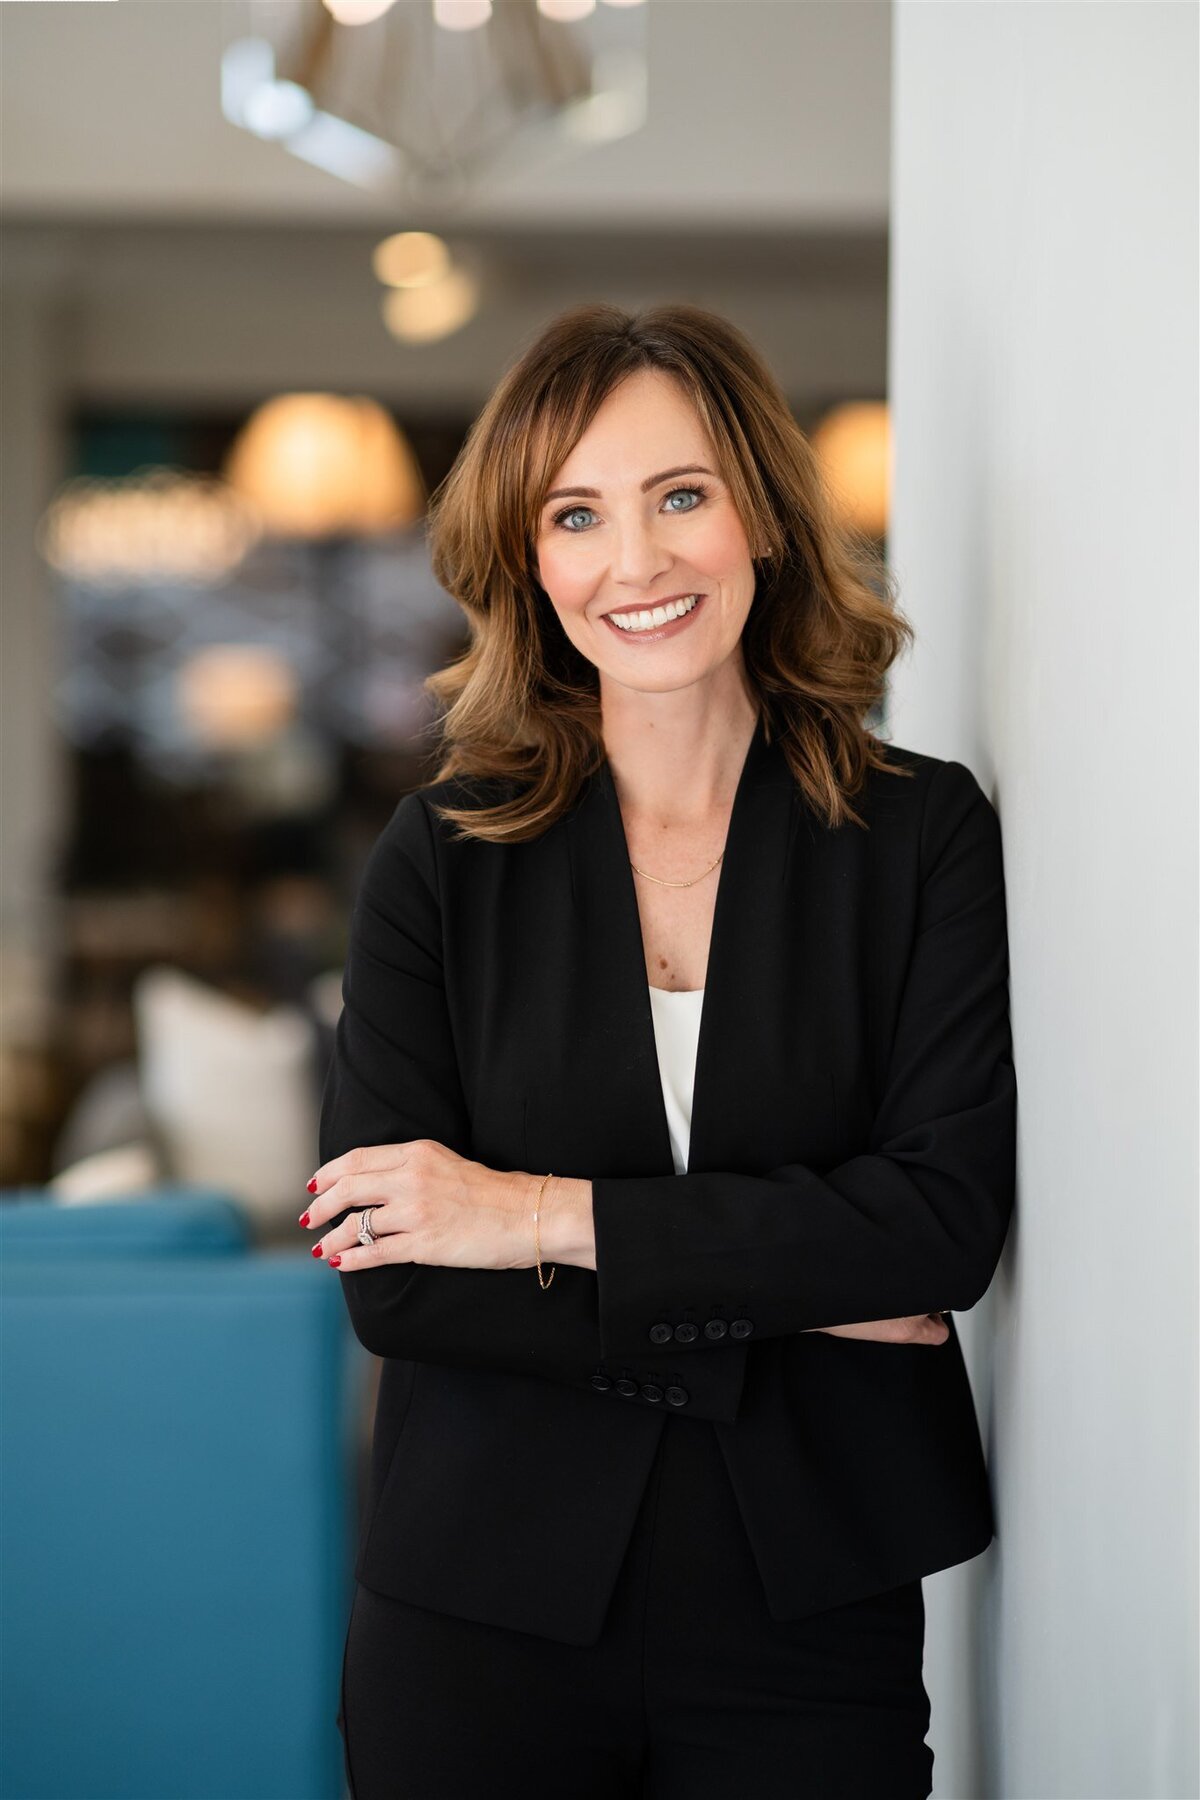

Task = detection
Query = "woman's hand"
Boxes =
[299,1139,532,1273]
[804,1314,949,1345]
[301,1151,954,1339]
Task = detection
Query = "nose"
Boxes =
[609,511,675,591]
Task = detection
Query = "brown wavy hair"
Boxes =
[422,301,914,840]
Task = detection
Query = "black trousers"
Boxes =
[337,1410,934,1798]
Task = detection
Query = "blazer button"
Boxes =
[590,1372,613,1391]
[703,1318,728,1340]
[648,1322,674,1345]
[615,1378,639,1397]
[729,1318,754,1339]
[665,1386,689,1407]
[640,1383,664,1403]
[673,1321,699,1343]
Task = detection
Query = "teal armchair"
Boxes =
[1,1186,370,1800]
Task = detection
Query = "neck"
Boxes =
[600,680,760,829]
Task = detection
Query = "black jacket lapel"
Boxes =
[560,710,805,1179]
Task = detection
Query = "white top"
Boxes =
[647,985,705,1175]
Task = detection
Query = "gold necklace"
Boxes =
[628,849,725,888]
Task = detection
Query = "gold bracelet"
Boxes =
[532,1171,556,1289]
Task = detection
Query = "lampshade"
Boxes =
[810,401,890,540]
[223,392,425,538]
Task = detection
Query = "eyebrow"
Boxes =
[542,464,719,504]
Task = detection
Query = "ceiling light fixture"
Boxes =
[372,230,452,289]
[223,0,646,203]
[223,394,425,539]
[322,0,401,25]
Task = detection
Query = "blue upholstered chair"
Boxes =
[1,1186,370,1800]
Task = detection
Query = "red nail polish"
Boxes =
[312,1243,323,1258]
[328,1255,342,1268]
[298,1211,311,1228]
[306,1177,318,1194]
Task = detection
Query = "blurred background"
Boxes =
[0,3,1195,1799]
[0,0,893,1211]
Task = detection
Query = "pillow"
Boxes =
[47,1142,164,1204]
[133,966,318,1232]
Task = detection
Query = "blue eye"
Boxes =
[550,483,710,534]
[663,487,704,513]
[554,505,596,532]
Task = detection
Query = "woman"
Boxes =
[302,303,1016,1798]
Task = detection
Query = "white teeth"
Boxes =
[608,594,701,633]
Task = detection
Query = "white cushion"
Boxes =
[133,965,318,1230]
[47,1141,164,1204]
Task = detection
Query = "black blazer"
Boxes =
[319,711,1016,1646]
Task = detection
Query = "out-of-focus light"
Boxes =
[564,85,637,141]
[538,0,595,19]
[810,401,891,539]
[373,230,451,289]
[242,78,314,140]
[433,0,492,31]
[177,646,298,751]
[381,265,480,343]
[221,37,276,130]
[562,49,646,143]
[285,111,400,189]
[598,0,646,7]
[224,394,425,538]
[38,470,260,587]
[221,35,397,187]
[322,0,399,24]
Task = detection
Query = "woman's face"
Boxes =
[532,368,760,699]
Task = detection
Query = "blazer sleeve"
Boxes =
[590,757,1017,1361]
[318,792,747,1423]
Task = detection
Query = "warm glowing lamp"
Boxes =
[178,645,298,750]
[223,393,425,538]
[322,0,399,25]
[432,0,492,29]
[373,230,451,289]
[810,401,890,539]
[381,265,479,344]
[37,469,260,586]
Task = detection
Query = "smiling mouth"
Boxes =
[603,593,706,636]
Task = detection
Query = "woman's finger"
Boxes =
[318,1217,419,1272]
[300,1163,411,1232]
[304,1140,424,1210]
[308,1197,405,1264]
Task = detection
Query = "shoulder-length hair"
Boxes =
[421,301,914,840]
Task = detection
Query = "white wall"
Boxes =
[888,4,1198,1797]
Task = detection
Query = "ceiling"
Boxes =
[0,0,891,229]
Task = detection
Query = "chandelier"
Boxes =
[222,0,648,208]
